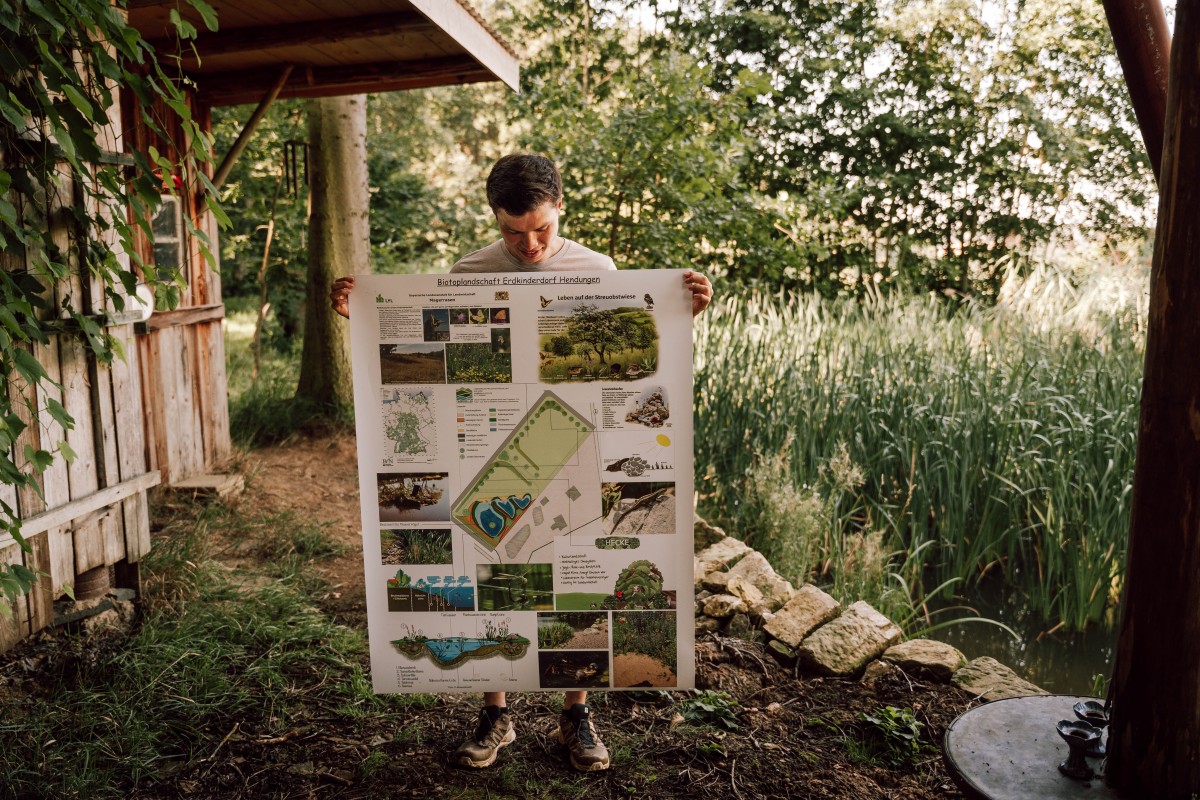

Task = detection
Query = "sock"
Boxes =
[483,704,507,722]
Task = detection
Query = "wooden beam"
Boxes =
[409,0,519,91]
[1106,2,1200,795]
[147,12,435,60]
[212,65,293,190]
[1102,0,1171,182]
[136,302,225,333]
[3,470,161,545]
[198,56,494,107]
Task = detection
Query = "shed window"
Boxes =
[151,195,183,271]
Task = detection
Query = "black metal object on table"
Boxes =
[944,695,1125,799]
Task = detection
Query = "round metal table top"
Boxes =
[944,695,1121,800]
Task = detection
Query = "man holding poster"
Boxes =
[331,153,712,773]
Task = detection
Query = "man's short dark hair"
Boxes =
[486,153,562,215]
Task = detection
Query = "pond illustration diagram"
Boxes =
[391,618,530,669]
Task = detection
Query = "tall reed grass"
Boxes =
[695,264,1147,631]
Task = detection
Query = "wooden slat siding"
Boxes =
[26,530,53,634]
[50,165,104,578]
[141,327,205,484]
[36,335,75,594]
[0,542,30,650]
[197,319,232,469]
[110,324,151,562]
[82,185,128,571]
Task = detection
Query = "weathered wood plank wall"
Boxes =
[0,48,159,652]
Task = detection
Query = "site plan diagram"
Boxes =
[349,270,695,693]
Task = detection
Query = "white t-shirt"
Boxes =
[450,239,616,273]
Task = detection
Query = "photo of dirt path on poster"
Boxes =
[349,270,695,693]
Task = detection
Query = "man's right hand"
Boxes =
[330,275,355,319]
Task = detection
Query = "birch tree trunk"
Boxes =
[296,94,369,411]
[1106,2,1200,795]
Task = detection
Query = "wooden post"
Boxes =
[1101,0,1171,182]
[1106,1,1200,796]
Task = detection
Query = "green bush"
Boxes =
[538,622,575,648]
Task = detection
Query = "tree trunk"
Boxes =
[1106,3,1200,796]
[296,95,369,411]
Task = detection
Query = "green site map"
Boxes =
[452,393,593,550]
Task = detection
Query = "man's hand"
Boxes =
[330,275,356,319]
[684,271,714,317]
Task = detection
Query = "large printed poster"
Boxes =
[349,270,695,693]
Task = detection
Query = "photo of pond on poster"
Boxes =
[476,563,555,611]
[538,651,610,689]
[377,473,449,522]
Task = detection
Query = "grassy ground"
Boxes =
[0,470,978,800]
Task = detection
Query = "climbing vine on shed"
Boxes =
[0,0,223,613]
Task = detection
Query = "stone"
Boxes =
[694,517,728,552]
[796,601,903,677]
[860,659,900,687]
[883,639,966,683]
[952,657,1047,701]
[703,594,747,619]
[725,575,765,609]
[762,584,841,648]
[725,612,755,640]
[719,551,795,610]
[695,537,753,579]
[701,571,730,592]
[766,639,796,667]
[696,616,723,633]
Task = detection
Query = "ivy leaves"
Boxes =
[0,0,219,613]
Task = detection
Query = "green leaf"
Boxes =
[45,397,74,430]
[169,9,198,40]
[57,440,76,464]
[61,84,96,120]
[12,348,48,385]
[186,0,219,32]
[205,192,231,229]
[23,445,53,473]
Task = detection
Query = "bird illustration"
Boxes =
[644,293,654,309]
[540,295,551,308]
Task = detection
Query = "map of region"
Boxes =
[381,389,437,459]
[453,393,595,553]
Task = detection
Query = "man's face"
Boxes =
[495,200,562,264]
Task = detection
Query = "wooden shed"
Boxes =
[0,0,517,652]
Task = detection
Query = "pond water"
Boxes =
[424,637,496,663]
[927,590,1117,696]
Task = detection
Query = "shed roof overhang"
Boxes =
[127,0,519,107]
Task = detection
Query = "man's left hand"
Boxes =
[684,271,714,317]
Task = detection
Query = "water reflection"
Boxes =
[927,589,1117,696]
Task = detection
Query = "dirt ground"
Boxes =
[5,432,982,799]
[233,433,979,799]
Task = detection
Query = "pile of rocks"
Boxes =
[692,518,1045,702]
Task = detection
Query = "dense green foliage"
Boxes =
[695,262,1146,630]
[0,0,219,611]
[216,0,1154,341]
